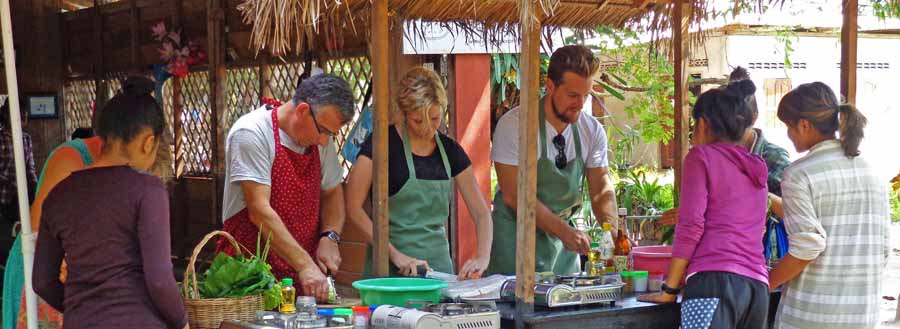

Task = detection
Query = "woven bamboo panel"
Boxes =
[268,62,304,102]
[324,56,371,172]
[62,79,96,136]
[179,71,213,176]
[224,67,261,131]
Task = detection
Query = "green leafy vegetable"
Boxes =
[191,233,283,310]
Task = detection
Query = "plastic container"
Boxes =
[619,272,635,293]
[648,272,665,292]
[352,278,448,306]
[631,245,672,274]
[351,306,372,328]
[630,271,649,292]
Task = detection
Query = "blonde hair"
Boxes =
[394,66,447,127]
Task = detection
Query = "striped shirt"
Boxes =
[775,140,891,329]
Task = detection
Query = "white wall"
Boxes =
[713,34,900,180]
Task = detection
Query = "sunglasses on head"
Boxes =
[552,134,566,169]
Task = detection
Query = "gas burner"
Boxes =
[423,303,474,316]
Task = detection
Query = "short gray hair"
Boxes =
[293,74,356,123]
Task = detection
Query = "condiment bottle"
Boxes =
[614,208,632,272]
[280,278,297,314]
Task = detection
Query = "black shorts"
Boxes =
[681,271,769,329]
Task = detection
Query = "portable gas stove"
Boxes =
[500,275,625,308]
[370,300,500,329]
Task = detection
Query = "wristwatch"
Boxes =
[319,231,342,244]
[661,283,682,295]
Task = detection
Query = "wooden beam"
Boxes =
[371,0,390,278]
[129,0,140,69]
[515,0,540,328]
[672,0,689,200]
[208,0,225,225]
[93,0,108,110]
[259,54,272,98]
[840,0,858,104]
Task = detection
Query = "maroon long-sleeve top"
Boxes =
[33,166,187,329]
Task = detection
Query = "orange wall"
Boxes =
[453,54,492,270]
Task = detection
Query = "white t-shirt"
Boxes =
[491,103,608,169]
[222,106,342,221]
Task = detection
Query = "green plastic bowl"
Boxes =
[352,278,448,307]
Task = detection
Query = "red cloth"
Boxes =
[218,108,321,281]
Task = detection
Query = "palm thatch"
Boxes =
[238,0,772,57]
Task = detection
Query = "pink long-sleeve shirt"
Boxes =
[672,143,770,285]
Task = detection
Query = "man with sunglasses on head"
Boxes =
[218,73,354,302]
[486,45,620,276]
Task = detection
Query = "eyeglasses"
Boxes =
[309,109,336,137]
[552,134,567,170]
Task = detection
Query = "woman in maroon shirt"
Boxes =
[33,77,188,329]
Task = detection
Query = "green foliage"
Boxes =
[891,188,900,223]
[613,168,676,244]
[774,27,800,69]
[872,0,900,19]
[609,125,639,174]
[192,233,282,310]
[585,26,676,144]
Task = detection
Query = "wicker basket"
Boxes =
[182,230,265,329]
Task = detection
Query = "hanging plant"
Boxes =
[152,22,206,78]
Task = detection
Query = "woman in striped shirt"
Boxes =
[769,82,890,329]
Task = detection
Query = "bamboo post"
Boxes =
[93,0,108,110]
[672,0,689,199]
[208,0,225,222]
[172,0,183,178]
[260,54,272,99]
[515,0,540,327]
[1,1,38,327]
[371,0,390,277]
[840,0,858,104]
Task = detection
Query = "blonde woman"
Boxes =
[345,66,492,280]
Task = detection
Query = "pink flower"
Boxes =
[159,42,176,61]
[152,22,167,41]
[168,31,181,45]
[178,46,191,58]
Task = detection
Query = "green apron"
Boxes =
[485,103,585,276]
[363,127,454,277]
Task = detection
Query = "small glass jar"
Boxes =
[295,296,318,316]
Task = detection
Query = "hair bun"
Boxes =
[122,76,155,97]
[726,79,756,98]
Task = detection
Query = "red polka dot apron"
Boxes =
[218,108,321,281]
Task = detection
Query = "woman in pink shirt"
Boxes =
[640,80,770,329]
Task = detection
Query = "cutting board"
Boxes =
[317,297,362,309]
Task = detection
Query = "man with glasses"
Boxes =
[486,45,620,276]
[219,74,354,302]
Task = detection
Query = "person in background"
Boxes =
[659,66,793,268]
[0,98,37,224]
[4,91,104,329]
[70,127,94,140]
[486,45,620,276]
[218,74,353,302]
[769,82,890,329]
[345,66,492,279]
[639,80,770,329]
[32,77,185,329]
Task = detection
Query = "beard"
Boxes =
[551,98,578,124]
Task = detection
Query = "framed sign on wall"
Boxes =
[25,93,59,119]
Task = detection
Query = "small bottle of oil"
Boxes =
[280,278,297,314]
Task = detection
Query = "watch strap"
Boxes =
[661,283,681,295]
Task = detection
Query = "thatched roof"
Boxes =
[238,0,743,57]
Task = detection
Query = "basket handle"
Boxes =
[182,230,243,300]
